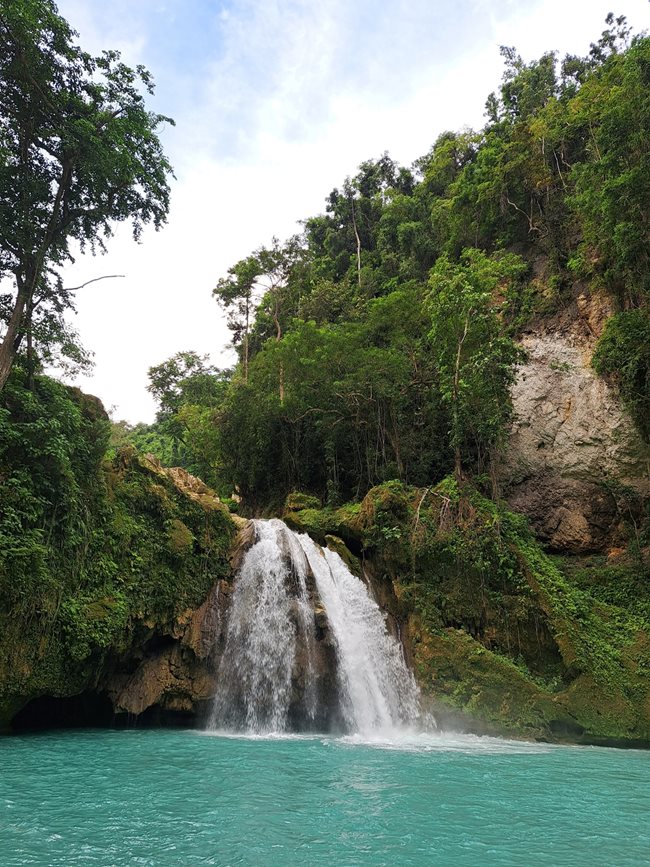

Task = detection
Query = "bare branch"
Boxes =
[63,274,125,293]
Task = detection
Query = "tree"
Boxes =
[213,256,259,384]
[427,249,527,481]
[568,32,650,305]
[147,351,220,419]
[214,236,304,397]
[0,0,173,390]
[216,285,449,509]
[303,154,413,293]
[592,309,650,442]
[146,350,230,473]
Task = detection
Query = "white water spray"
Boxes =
[209,519,316,732]
[296,534,420,735]
[209,519,421,736]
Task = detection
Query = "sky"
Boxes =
[49,0,650,423]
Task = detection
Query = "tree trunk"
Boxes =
[243,297,250,384]
[0,284,28,391]
[351,199,362,287]
[26,310,35,391]
[273,298,283,404]
[454,445,463,482]
[489,448,500,500]
[386,404,404,478]
[0,161,73,392]
[451,316,469,482]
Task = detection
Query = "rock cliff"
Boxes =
[3,347,649,745]
[285,478,650,745]
[502,299,649,552]
[0,373,237,731]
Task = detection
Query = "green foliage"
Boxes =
[148,351,221,419]
[198,18,650,512]
[143,351,230,480]
[322,479,650,739]
[108,419,175,465]
[167,517,195,556]
[427,250,528,476]
[0,0,173,386]
[283,501,362,547]
[564,556,650,616]
[216,289,451,508]
[0,372,234,715]
[0,369,110,607]
[4,12,649,741]
[285,492,322,511]
[60,592,130,662]
[568,35,650,304]
[109,354,232,493]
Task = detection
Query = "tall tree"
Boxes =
[213,256,259,383]
[427,249,527,481]
[147,351,219,419]
[0,0,173,389]
[214,236,304,397]
[147,350,228,470]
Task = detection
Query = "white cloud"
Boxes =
[53,0,650,422]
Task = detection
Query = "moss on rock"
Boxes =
[2,371,647,742]
[283,478,650,743]
[325,535,361,576]
[0,375,236,730]
[285,491,323,512]
[284,502,362,548]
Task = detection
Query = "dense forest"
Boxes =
[109,13,649,512]
[1,4,650,743]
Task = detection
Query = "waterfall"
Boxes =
[296,534,420,735]
[208,519,421,736]
[208,519,316,733]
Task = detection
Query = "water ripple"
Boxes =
[1,729,649,866]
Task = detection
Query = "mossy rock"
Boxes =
[284,503,363,549]
[284,491,322,512]
[357,480,412,537]
[410,623,571,737]
[325,535,361,575]
[167,518,195,556]
[353,475,650,743]
[284,507,333,542]
[0,378,236,728]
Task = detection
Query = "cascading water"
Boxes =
[208,519,421,736]
[208,519,317,733]
[297,534,420,735]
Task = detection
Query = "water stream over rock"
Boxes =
[208,519,420,736]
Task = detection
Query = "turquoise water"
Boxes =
[1,729,649,866]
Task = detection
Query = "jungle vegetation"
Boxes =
[1,8,648,511]
[1,6,650,740]
[127,14,650,511]
[0,0,173,390]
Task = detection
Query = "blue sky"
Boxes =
[53,0,650,422]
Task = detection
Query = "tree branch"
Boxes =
[63,274,125,293]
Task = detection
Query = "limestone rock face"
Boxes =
[502,330,650,551]
[101,521,343,727]
[106,645,216,717]
[180,581,226,660]
[103,579,231,719]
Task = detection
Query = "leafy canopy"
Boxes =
[0,0,174,387]
[126,15,650,510]
[427,249,527,478]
